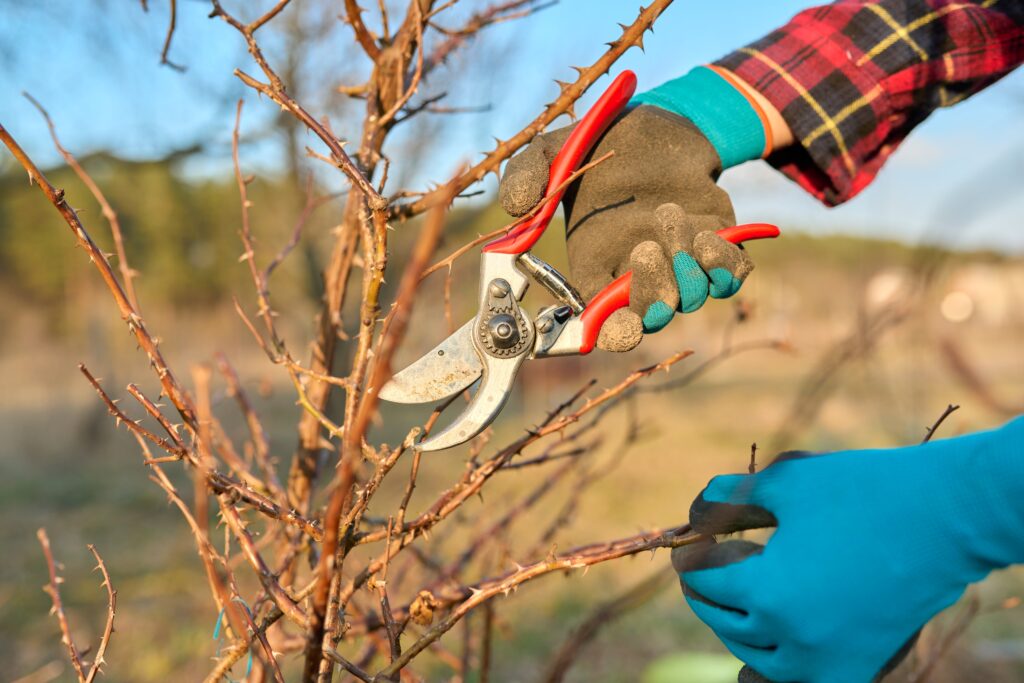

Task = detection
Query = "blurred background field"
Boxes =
[2,155,1023,680]
[2,1,1023,681]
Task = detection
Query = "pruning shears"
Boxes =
[380,71,780,451]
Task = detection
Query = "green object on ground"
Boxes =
[642,652,743,683]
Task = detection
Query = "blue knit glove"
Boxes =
[673,416,1024,683]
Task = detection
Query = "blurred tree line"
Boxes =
[0,0,547,338]
[0,154,315,308]
[0,152,505,334]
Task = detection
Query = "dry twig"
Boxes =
[922,404,960,444]
[160,0,185,71]
[393,0,672,220]
[37,530,117,683]
[2,4,771,681]
[541,570,671,683]
[23,93,141,311]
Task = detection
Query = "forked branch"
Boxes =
[37,530,117,683]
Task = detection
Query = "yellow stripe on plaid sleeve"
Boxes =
[856,0,1002,67]
[859,4,930,64]
[736,46,859,177]
[801,83,885,148]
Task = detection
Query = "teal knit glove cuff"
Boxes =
[631,66,766,169]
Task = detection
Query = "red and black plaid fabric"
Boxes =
[715,0,1024,206]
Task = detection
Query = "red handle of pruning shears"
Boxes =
[577,223,781,354]
[478,70,780,352]
[483,70,639,255]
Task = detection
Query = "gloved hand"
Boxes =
[673,416,1024,683]
[499,67,769,352]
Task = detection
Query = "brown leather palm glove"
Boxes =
[499,105,752,352]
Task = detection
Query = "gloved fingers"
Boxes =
[677,539,765,617]
[765,450,818,468]
[690,474,777,536]
[652,203,710,313]
[596,308,643,353]
[499,141,551,217]
[692,229,755,300]
[673,537,764,576]
[627,240,680,333]
[718,638,782,683]
[686,597,773,647]
[499,127,572,217]
[672,251,711,313]
[676,540,784,681]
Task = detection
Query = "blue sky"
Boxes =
[2,1,1022,251]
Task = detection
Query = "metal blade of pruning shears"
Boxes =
[378,320,482,404]
[414,352,526,452]
[379,70,781,452]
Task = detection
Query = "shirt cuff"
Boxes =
[714,17,894,206]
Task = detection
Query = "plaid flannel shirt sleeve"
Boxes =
[715,0,1024,206]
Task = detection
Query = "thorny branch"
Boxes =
[23,93,141,311]
[0,125,197,429]
[374,525,699,677]
[161,0,185,71]
[393,0,672,220]
[0,3,820,681]
[37,530,117,683]
[79,364,323,541]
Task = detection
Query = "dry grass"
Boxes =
[3,232,1022,681]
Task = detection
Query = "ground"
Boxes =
[1,230,1022,682]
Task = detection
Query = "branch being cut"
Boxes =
[373,525,698,677]
[392,0,674,220]
[354,350,694,549]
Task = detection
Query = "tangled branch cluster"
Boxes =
[0,1,788,680]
